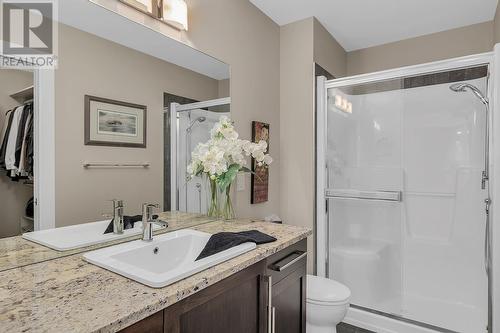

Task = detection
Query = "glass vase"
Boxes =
[221,183,235,220]
[206,178,221,218]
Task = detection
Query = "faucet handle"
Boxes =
[110,199,124,208]
[142,203,159,210]
[142,203,160,219]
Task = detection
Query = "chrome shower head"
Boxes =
[450,83,489,106]
[186,116,206,132]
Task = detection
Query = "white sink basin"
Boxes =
[22,220,163,251]
[83,229,256,288]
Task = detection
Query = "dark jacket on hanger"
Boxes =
[14,103,31,169]
[24,110,34,176]
[0,109,14,168]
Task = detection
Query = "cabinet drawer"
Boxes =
[266,239,307,285]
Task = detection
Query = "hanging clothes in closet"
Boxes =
[0,102,34,181]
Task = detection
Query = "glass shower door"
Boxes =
[176,107,230,213]
[325,67,488,332]
[326,84,404,316]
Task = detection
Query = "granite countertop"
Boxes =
[0,212,215,272]
[0,219,312,333]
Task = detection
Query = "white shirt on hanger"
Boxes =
[4,105,24,171]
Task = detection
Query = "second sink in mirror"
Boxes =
[22,219,165,251]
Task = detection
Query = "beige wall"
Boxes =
[280,17,315,271]
[280,17,346,272]
[183,0,281,219]
[0,70,33,237]
[313,18,347,78]
[87,0,281,220]
[55,0,282,226]
[495,4,500,44]
[55,24,219,226]
[347,21,494,75]
[217,79,230,98]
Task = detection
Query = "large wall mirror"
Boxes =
[0,0,230,271]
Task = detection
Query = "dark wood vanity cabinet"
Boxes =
[164,260,268,333]
[119,239,307,333]
[266,239,307,333]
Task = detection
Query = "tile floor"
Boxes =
[337,322,375,333]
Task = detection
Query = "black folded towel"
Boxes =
[196,230,277,261]
[103,215,142,234]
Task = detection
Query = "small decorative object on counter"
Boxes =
[264,214,282,224]
[188,116,272,219]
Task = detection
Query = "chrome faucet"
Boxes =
[112,199,124,234]
[142,203,168,241]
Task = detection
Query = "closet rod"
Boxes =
[83,162,150,168]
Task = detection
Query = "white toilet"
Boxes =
[306,274,351,333]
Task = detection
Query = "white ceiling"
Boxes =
[249,0,499,51]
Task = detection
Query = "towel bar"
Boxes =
[83,162,150,168]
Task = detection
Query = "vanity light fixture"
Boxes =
[334,95,352,114]
[163,0,188,30]
[121,0,152,12]
[116,0,188,31]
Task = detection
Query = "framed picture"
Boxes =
[251,121,270,204]
[84,95,147,148]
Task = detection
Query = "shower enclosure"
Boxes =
[316,53,497,333]
[169,98,230,213]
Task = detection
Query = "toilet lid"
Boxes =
[306,275,351,304]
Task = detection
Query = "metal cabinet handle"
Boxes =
[265,275,273,333]
[270,251,307,272]
[271,306,276,333]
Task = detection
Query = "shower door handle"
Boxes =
[485,198,491,275]
[325,189,402,202]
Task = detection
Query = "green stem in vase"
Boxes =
[223,183,235,220]
[208,178,219,218]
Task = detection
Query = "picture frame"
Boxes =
[84,95,147,148]
[251,121,270,204]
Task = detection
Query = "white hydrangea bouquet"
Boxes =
[187,116,272,219]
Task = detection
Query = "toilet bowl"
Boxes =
[306,275,351,333]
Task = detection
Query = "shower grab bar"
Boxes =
[325,189,402,202]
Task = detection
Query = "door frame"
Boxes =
[491,44,500,333]
[33,68,56,231]
[0,53,56,231]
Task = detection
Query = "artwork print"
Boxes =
[251,121,270,204]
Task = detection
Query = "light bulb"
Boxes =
[163,0,188,30]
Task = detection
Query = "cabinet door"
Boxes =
[266,243,307,333]
[272,264,306,333]
[164,260,268,333]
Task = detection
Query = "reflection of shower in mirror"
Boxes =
[175,102,231,214]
